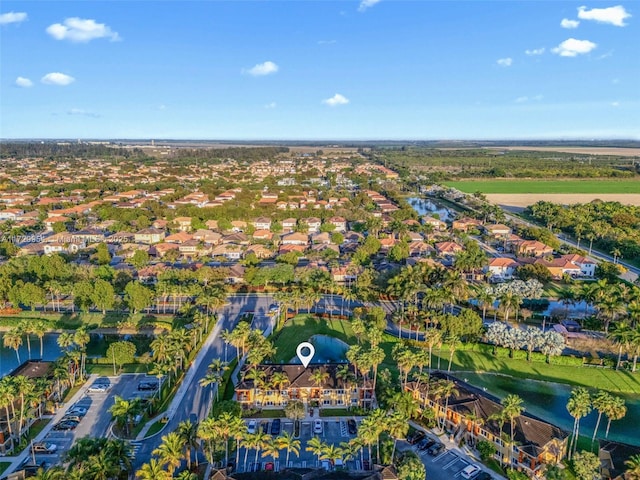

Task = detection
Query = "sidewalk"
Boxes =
[135,315,225,441]
[5,374,98,475]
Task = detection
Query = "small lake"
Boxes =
[288,335,349,365]
[0,333,63,377]
[408,197,454,221]
[461,373,640,447]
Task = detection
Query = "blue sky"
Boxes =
[1,1,638,140]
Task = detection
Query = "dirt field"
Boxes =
[483,146,640,156]
[486,193,640,211]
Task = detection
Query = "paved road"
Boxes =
[132,294,274,469]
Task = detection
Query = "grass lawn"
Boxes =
[145,419,166,437]
[319,408,356,417]
[0,311,175,331]
[0,463,10,476]
[444,179,640,194]
[85,363,149,375]
[440,349,640,394]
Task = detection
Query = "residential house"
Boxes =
[519,257,581,280]
[192,229,222,245]
[486,257,520,280]
[304,217,322,233]
[235,363,374,410]
[281,218,297,233]
[408,241,434,258]
[405,375,568,476]
[435,241,463,257]
[484,224,512,238]
[252,230,273,241]
[422,216,447,231]
[558,254,596,277]
[222,233,250,245]
[245,244,274,259]
[211,243,243,260]
[230,221,247,233]
[328,216,347,232]
[134,227,166,244]
[43,216,70,231]
[205,219,219,230]
[165,232,194,244]
[152,242,179,258]
[227,264,245,284]
[514,240,554,258]
[0,209,24,221]
[178,239,207,257]
[173,217,192,232]
[379,237,396,254]
[452,217,482,233]
[281,232,309,246]
[310,232,332,244]
[253,217,272,231]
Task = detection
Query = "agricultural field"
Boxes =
[445,179,640,194]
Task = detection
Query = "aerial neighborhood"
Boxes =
[0,142,638,480]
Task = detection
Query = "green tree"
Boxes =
[109,396,142,437]
[130,249,150,269]
[572,450,600,480]
[124,281,154,314]
[567,387,592,459]
[397,451,426,480]
[152,432,184,476]
[106,341,136,375]
[92,279,115,314]
[94,243,111,265]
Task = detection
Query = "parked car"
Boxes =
[427,443,445,456]
[347,419,357,435]
[475,473,493,480]
[189,413,198,424]
[138,382,158,391]
[261,421,269,434]
[32,442,57,454]
[420,438,437,450]
[67,406,87,416]
[461,464,482,479]
[53,420,78,431]
[313,419,323,435]
[265,462,274,471]
[269,304,279,313]
[88,383,110,393]
[61,415,82,423]
[270,418,281,435]
[407,430,426,445]
[247,420,257,434]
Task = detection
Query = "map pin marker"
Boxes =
[296,342,315,368]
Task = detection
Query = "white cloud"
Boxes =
[611,101,620,107]
[525,47,545,55]
[0,11,27,25]
[515,94,543,103]
[68,108,99,118]
[577,5,631,27]
[41,72,75,86]
[264,102,277,109]
[552,38,597,57]
[323,94,349,106]
[317,40,337,45]
[46,17,120,42]
[245,61,279,76]
[15,76,33,88]
[561,18,580,28]
[358,0,381,12]
[497,57,513,67]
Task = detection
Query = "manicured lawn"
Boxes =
[0,463,10,476]
[440,349,640,394]
[445,179,640,194]
[272,315,356,362]
[0,311,174,331]
[145,419,166,437]
[319,408,355,417]
[86,363,149,375]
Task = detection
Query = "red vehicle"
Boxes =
[265,462,274,471]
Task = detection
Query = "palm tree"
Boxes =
[30,467,65,480]
[477,289,495,322]
[0,377,16,450]
[73,327,90,378]
[319,443,343,468]
[32,321,47,359]
[177,419,200,470]
[386,411,409,463]
[603,395,627,438]
[152,432,184,476]
[306,436,325,466]
[437,379,459,431]
[608,321,633,369]
[624,454,640,480]
[278,430,301,467]
[501,394,525,464]
[566,387,592,459]
[590,390,613,443]
[598,296,626,334]
[3,328,23,363]
[261,435,281,464]
[13,375,33,439]
[252,431,271,471]
[109,396,142,437]
[136,459,172,480]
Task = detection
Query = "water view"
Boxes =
[0,333,63,377]
[462,373,640,447]
[408,197,454,221]
[288,335,349,364]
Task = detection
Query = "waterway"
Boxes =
[407,197,454,221]
[288,334,349,365]
[460,373,640,447]
[0,333,63,377]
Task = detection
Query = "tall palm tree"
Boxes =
[566,387,592,459]
[152,432,184,476]
[73,327,90,378]
[624,454,640,480]
[32,321,47,359]
[13,375,33,439]
[501,394,525,464]
[278,430,301,467]
[319,443,343,468]
[603,395,627,438]
[30,467,65,480]
[0,378,16,450]
[437,379,459,430]
[590,390,613,443]
[177,419,200,470]
[261,435,281,464]
[608,321,633,369]
[477,289,495,322]
[3,328,23,363]
[306,436,325,467]
[386,411,409,463]
[109,396,142,437]
[252,431,271,471]
[136,458,172,480]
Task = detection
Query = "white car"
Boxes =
[247,420,257,434]
[88,383,110,393]
[313,420,323,435]
[461,464,481,479]
[32,442,57,454]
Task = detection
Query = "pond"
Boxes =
[461,373,640,447]
[408,197,454,221]
[288,334,349,365]
[0,333,63,377]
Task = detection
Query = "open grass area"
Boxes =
[442,349,640,394]
[0,311,174,332]
[445,179,640,194]
[85,363,149,375]
[0,463,10,476]
[145,419,166,437]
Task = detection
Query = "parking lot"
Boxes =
[236,415,361,473]
[30,373,158,467]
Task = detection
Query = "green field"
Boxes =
[445,179,640,194]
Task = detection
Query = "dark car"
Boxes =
[189,413,198,425]
[407,431,426,445]
[347,419,357,435]
[475,473,493,480]
[138,382,158,391]
[270,418,281,435]
[427,443,445,456]
[261,421,269,434]
[418,438,437,451]
[54,420,78,431]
